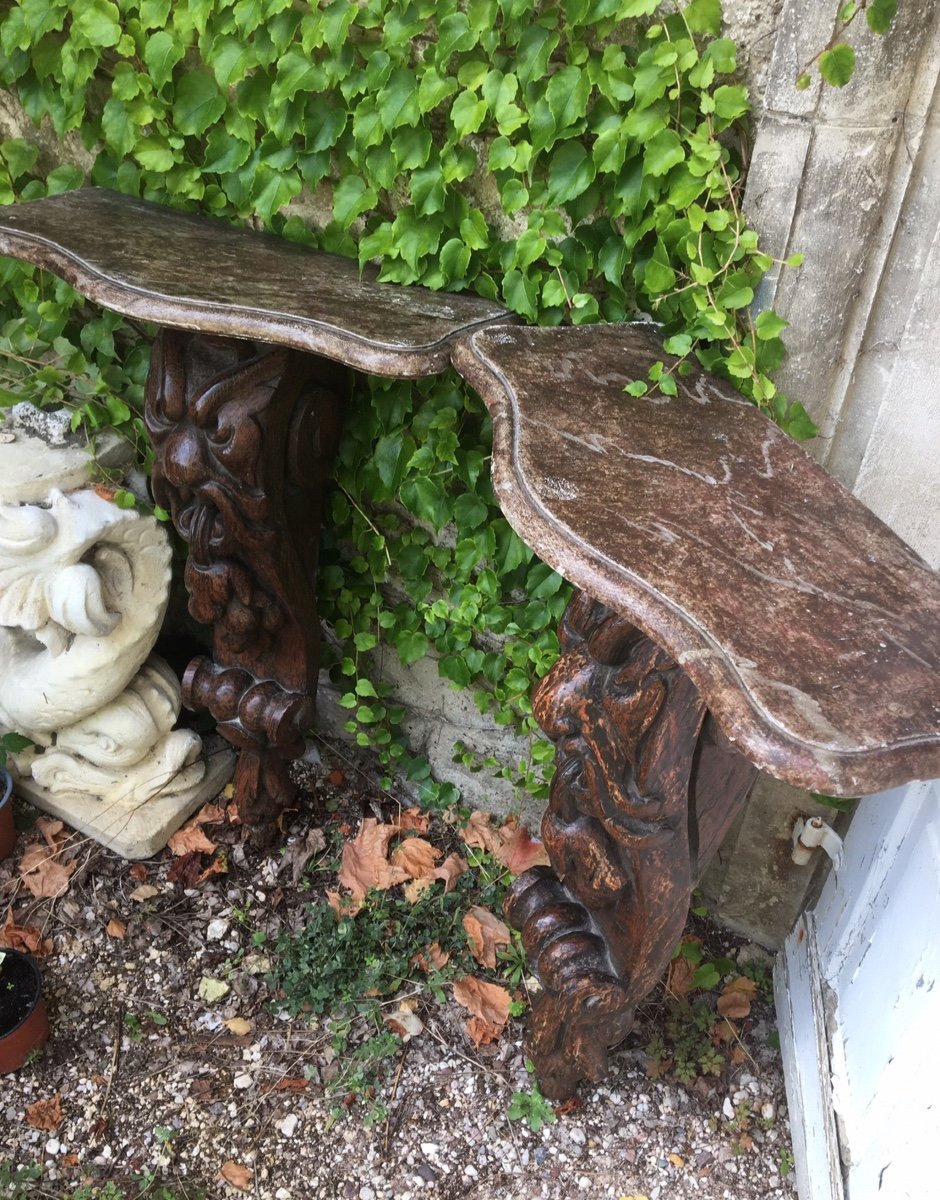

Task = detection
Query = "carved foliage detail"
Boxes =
[145,330,342,821]
[506,591,712,1099]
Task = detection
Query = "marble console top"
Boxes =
[0,189,513,377]
[2,191,938,796]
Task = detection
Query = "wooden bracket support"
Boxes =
[506,592,757,1099]
[145,329,345,824]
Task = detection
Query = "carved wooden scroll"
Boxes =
[506,591,757,1099]
[145,330,345,823]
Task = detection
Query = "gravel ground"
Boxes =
[1,747,797,1200]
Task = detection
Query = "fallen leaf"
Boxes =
[452,976,511,1046]
[553,1095,583,1116]
[326,890,361,917]
[218,1161,252,1191]
[337,818,408,902]
[273,1077,309,1092]
[0,910,44,955]
[225,801,241,824]
[128,884,160,902]
[224,1018,252,1036]
[717,976,757,1021]
[461,811,549,875]
[167,852,202,889]
[398,806,429,832]
[735,1134,754,1152]
[403,876,434,905]
[167,821,217,857]
[390,836,441,880]
[427,942,450,970]
[666,944,698,998]
[18,842,76,899]
[193,802,226,826]
[499,820,552,875]
[35,818,66,848]
[432,852,467,893]
[327,769,344,786]
[105,919,126,940]
[280,827,327,885]
[197,854,227,884]
[384,1000,424,1041]
[24,1094,62,1131]
[463,905,511,969]
[128,863,148,883]
[94,483,117,501]
[198,977,230,1003]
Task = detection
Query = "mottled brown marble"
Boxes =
[0,189,513,376]
[452,323,940,797]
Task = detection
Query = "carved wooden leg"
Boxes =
[145,330,345,824]
[506,592,757,1100]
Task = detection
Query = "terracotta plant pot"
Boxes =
[0,948,49,1073]
[0,768,14,860]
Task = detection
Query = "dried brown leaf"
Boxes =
[280,827,327,885]
[0,910,44,955]
[167,851,202,889]
[128,863,148,883]
[337,818,408,902]
[717,976,757,1021]
[463,905,511,970]
[389,836,441,880]
[326,890,361,917]
[432,853,467,893]
[193,802,226,826]
[167,821,217,857]
[398,806,429,832]
[18,842,76,899]
[273,1077,309,1092]
[197,854,227,884]
[218,1161,252,1191]
[128,884,160,902]
[452,976,511,1046]
[403,876,434,905]
[105,919,126,940]
[461,811,549,875]
[24,1094,62,1131]
[224,1018,252,1036]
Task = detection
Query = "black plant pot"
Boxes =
[0,947,49,1073]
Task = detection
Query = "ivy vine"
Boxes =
[0,0,810,808]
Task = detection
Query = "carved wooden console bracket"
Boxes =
[506,592,757,1098]
[145,329,344,822]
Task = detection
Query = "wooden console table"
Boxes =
[1,189,938,1099]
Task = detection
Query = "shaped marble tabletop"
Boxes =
[453,323,940,797]
[0,188,514,376]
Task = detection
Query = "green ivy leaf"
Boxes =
[144,30,184,89]
[643,128,684,177]
[684,0,722,36]
[819,44,856,88]
[396,629,430,665]
[867,0,898,34]
[547,141,596,204]
[755,310,789,340]
[172,72,226,136]
[74,0,122,49]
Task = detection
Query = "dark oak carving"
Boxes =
[145,329,345,823]
[506,591,757,1099]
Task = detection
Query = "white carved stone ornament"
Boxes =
[0,406,233,857]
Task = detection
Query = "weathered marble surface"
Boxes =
[452,323,940,797]
[0,189,514,377]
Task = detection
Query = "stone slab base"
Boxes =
[11,748,235,860]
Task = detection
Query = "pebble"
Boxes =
[277,1114,299,1138]
[206,919,228,940]
[233,1072,253,1089]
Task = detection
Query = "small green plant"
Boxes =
[0,731,32,770]
[647,998,729,1084]
[0,1161,41,1199]
[508,1062,556,1132]
[779,1147,795,1178]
